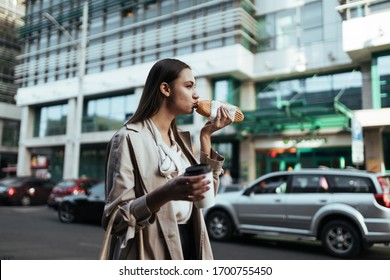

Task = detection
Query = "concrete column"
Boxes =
[240,80,256,111]
[360,62,373,109]
[239,137,256,183]
[17,106,33,176]
[63,98,77,179]
[364,127,385,173]
[238,81,256,183]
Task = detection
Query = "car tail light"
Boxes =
[375,177,390,208]
[374,194,390,208]
[7,187,15,196]
[71,186,85,195]
[65,187,75,194]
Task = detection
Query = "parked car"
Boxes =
[0,176,56,206]
[204,169,390,258]
[47,177,100,209]
[57,181,105,224]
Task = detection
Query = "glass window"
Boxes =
[104,34,120,57]
[213,78,240,105]
[377,54,390,108]
[39,36,48,49]
[256,70,363,110]
[178,0,192,10]
[34,104,68,137]
[30,146,64,183]
[2,120,20,147]
[161,0,174,15]
[291,175,329,193]
[106,12,120,31]
[82,92,137,132]
[79,144,106,180]
[257,1,323,51]
[275,9,297,49]
[251,175,288,194]
[301,1,322,44]
[257,15,275,51]
[90,18,103,36]
[327,175,374,193]
[145,1,158,19]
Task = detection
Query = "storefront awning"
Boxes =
[236,99,353,137]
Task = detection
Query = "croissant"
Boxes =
[196,100,244,123]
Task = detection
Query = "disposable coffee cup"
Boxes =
[184,164,215,209]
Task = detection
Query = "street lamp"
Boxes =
[42,12,75,45]
[43,1,88,179]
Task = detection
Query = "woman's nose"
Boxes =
[193,91,199,100]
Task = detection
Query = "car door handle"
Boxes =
[274,199,282,203]
[318,199,328,203]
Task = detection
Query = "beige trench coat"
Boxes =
[102,121,224,260]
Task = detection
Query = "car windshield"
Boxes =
[55,180,77,188]
[89,182,104,196]
[0,177,24,187]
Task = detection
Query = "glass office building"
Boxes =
[0,0,23,178]
[15,0,390,183]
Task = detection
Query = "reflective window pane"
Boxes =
[34,104,68,137]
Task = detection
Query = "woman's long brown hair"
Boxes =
[127,58,193,155]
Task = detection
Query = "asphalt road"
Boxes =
[1,205,389,260]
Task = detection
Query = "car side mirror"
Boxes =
[243,188,252,196]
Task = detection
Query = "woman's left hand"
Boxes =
[201,107,233,136]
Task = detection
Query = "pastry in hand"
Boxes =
[196,100,244,123]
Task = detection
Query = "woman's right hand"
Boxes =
[146,175,211,213]
[163,175,211,202]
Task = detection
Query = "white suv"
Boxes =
[204,169,390,258]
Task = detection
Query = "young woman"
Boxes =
[102,58,233,260]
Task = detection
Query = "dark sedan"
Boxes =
[0,176,56,206]
[57,181,105,224]
[48,177,100,209]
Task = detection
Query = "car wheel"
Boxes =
[58,203,75,223]
[206,210,234,241]
[20,195,32,206]
[320,220,361,258]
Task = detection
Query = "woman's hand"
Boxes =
[146,174,211,212]
[200,107,233,137]
[199,107,233,157]
[163,175,211,202]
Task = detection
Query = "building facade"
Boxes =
[15,0,390,183]
[0,0,23,179]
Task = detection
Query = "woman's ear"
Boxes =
[160,82,170,97]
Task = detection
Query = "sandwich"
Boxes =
[196,100,244,123]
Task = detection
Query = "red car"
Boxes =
[0,176,56,206]
[47,177,100,209]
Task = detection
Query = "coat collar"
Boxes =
[124,121,198,165]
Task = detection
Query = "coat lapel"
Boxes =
[125,122,183,259]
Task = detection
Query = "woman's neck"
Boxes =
[150,114,174,146]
